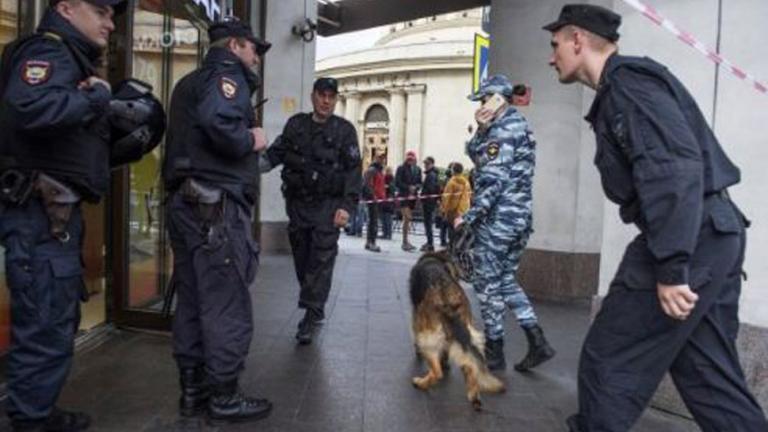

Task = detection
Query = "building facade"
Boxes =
[316,10,484,170]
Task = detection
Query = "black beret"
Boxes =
[543,4,622,42]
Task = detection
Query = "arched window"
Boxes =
[365,104,389,123]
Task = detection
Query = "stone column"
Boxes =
[344,91,363,146]
[335,95,346,118]
[388,88,406,167]
[405,85,426,159]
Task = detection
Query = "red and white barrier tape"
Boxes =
[361,191,470,205]
[621,0,767,95]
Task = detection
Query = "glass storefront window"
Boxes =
[126,1,206,312]
[0,0,20,356]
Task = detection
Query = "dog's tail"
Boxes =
[445,313,505,393]
[444,312,484,364]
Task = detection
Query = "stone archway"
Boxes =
[362,104,390,170]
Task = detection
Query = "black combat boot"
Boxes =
[514,325,556,372]
[179,366,210,417]
[295,308,323,345]
[12,408,92,432]
[207,381,272,424]
[484,338,506,371]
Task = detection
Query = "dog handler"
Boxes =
[544,4,768,431]
[455,75,555,372]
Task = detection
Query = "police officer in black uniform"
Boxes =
[162,18,272,423]
[260,77,362,345]
[0,0,163,430]
[544,4,768,431]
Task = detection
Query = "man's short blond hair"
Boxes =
[561,24,614,51]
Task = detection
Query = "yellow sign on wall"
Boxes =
[472,33,490,94]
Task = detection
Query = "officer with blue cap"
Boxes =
[456,75,556,372]
[467,74,517,101]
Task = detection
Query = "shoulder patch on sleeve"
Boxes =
[21,60,52,86]
[486,142,500,160]
[219,76,238,100]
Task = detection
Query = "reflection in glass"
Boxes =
[127,2,204,311]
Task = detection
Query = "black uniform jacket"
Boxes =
[585,53,741,286]
[0,9,112,200]
[421,167,440,208]
[163,47,260,206]
[266,113,362,216]
[395,163,422,197]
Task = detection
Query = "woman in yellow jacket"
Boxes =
[440,162,471,245]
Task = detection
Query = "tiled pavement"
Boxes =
[0,234,698,431]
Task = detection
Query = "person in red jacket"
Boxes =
[363,153,386,252]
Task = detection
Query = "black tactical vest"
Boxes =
[0,32,111,201]
[280,114,346,200]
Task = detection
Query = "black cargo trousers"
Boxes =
[167,192,259,385]
[286,197,342,319]
[571,194,768,431]
[0,198,84,423]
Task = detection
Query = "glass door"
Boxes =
[111,0,210,330]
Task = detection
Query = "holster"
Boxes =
[179,178,224,226]
[34,173,81,241]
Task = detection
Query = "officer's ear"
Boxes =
[54,0,78,19]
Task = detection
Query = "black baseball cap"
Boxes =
[542,4,622,42]
[50,0,124,6]
[209,18,271,56]
[313,77,338,94]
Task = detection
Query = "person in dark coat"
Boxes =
[163,18,272,423]
[261,77,362,345]
[544,4,768,431]
[395,150,422,251]
[380,166,396,240]
[420,156,440,251]
[362,153,386,252]
[0,1,122,430]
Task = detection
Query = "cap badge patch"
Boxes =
[22,60,52,86]
[220,77,238,99]
[487,142,500,160]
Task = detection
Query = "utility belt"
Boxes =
[0,170,81,242]
[178,178,226,227]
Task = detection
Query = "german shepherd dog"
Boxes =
[409,250,505,410]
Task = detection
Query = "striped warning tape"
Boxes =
[620,0,767,95]
[361,191,471,205]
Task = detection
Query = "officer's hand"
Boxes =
[334,209,350,228]
[251,128,268,152]
[78,76,111,93]
[657,283,699,320]
[453,216,464,229]
[475,106,496,129]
